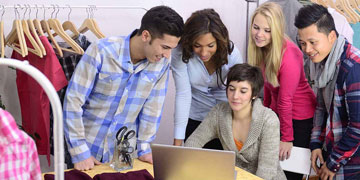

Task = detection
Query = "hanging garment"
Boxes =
[11,36,68,165]
[49,34,91,168]
[350,22,360,49]
[328,7,354,44]
[0,109,42,180]
[268,0,303,43]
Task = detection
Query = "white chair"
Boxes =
[280,146,312,180]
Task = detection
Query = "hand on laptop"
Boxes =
[74,156,102,171]
[173,139,183,146]
[139,153,153,164]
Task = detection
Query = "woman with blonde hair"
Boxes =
[248,2,316,179]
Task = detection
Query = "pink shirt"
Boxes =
[263,40,316,142]
[0,109,41,180]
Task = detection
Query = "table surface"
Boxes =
[42,159,263,180]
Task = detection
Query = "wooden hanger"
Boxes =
[0,6,5,58]
[0,20,4,58]
[62,5,79,38]
[341,0,360,22]
[76,7,105,39]
[33,5,45,37]
[25,5,46,56]
[90,6,106,38]
[49,5,84,55]
[325,0,357,23]
[349,0,360,16]
[40,6,63,57]
[6,7,27,57]
[312,0,328,7]
[21,19,43,57]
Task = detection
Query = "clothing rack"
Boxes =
[1,5,148,11]
[0,58,64,180]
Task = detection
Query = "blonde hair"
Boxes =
[247,2,286,87]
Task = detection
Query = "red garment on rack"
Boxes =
[11,36,67,165]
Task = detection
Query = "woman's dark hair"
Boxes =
[180,8,234,87]
[137,5,184,39]
[294,4,337,36]
[226,63,264,98]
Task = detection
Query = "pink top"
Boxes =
[263,40,316,142]
[0,109,41,180]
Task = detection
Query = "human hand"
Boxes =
[319,163,335,180]
[139,153,153,164]
[311,148,324,174]
[279,141,293,161]
[74,156,102,171]
[173,139,183,146]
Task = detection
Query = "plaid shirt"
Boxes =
[63,30,170,163]
[0,109,41,180]
[310,41,360,179]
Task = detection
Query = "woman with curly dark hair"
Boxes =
[171,9,243,148]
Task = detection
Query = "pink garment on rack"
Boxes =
[11,36,67,165]
[0,109,42,180]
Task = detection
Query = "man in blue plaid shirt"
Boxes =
[63,6,184,171]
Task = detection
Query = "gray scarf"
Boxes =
[313,35,345,88]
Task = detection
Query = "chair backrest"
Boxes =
[280,146,312,175]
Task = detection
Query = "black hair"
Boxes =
[294,4,337,35]
[226,63,264,98]
[137,5,184,39]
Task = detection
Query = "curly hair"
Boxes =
[180,8,234,87]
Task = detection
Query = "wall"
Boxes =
[0,0,262,145]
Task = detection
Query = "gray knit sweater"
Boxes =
[185,99,286,180]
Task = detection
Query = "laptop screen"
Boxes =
[151,144,236,180]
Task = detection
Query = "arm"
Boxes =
[63,42,101,163]
[263,83,271,107]
[256,111,281,179]
[184,105,219,148]
[277,46,302,142]
[326,64,360,172]
[136,64,170,159]
[171,47,192,141]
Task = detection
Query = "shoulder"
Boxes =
[280,39,303,67]
[340,42,360,74]
[252,99,279,127]
[88,36,126,55]
[283,39,302,57]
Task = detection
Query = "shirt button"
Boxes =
[348,158,351,160]
[334,169,337,172]
[337,164,340,167]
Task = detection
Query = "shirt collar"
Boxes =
[0,109,23,145]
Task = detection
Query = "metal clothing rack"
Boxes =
[0,59,64,180]
[245,0,259,61]
[1,5,148,11]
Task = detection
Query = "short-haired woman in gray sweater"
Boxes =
[185,63,286,180]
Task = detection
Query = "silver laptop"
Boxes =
[151,144,236,180]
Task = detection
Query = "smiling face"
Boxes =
[298,24,336,63]
[143,31,180,63]
[251,14,272,48]
[192,33,217,62]
[227,80,253,113]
